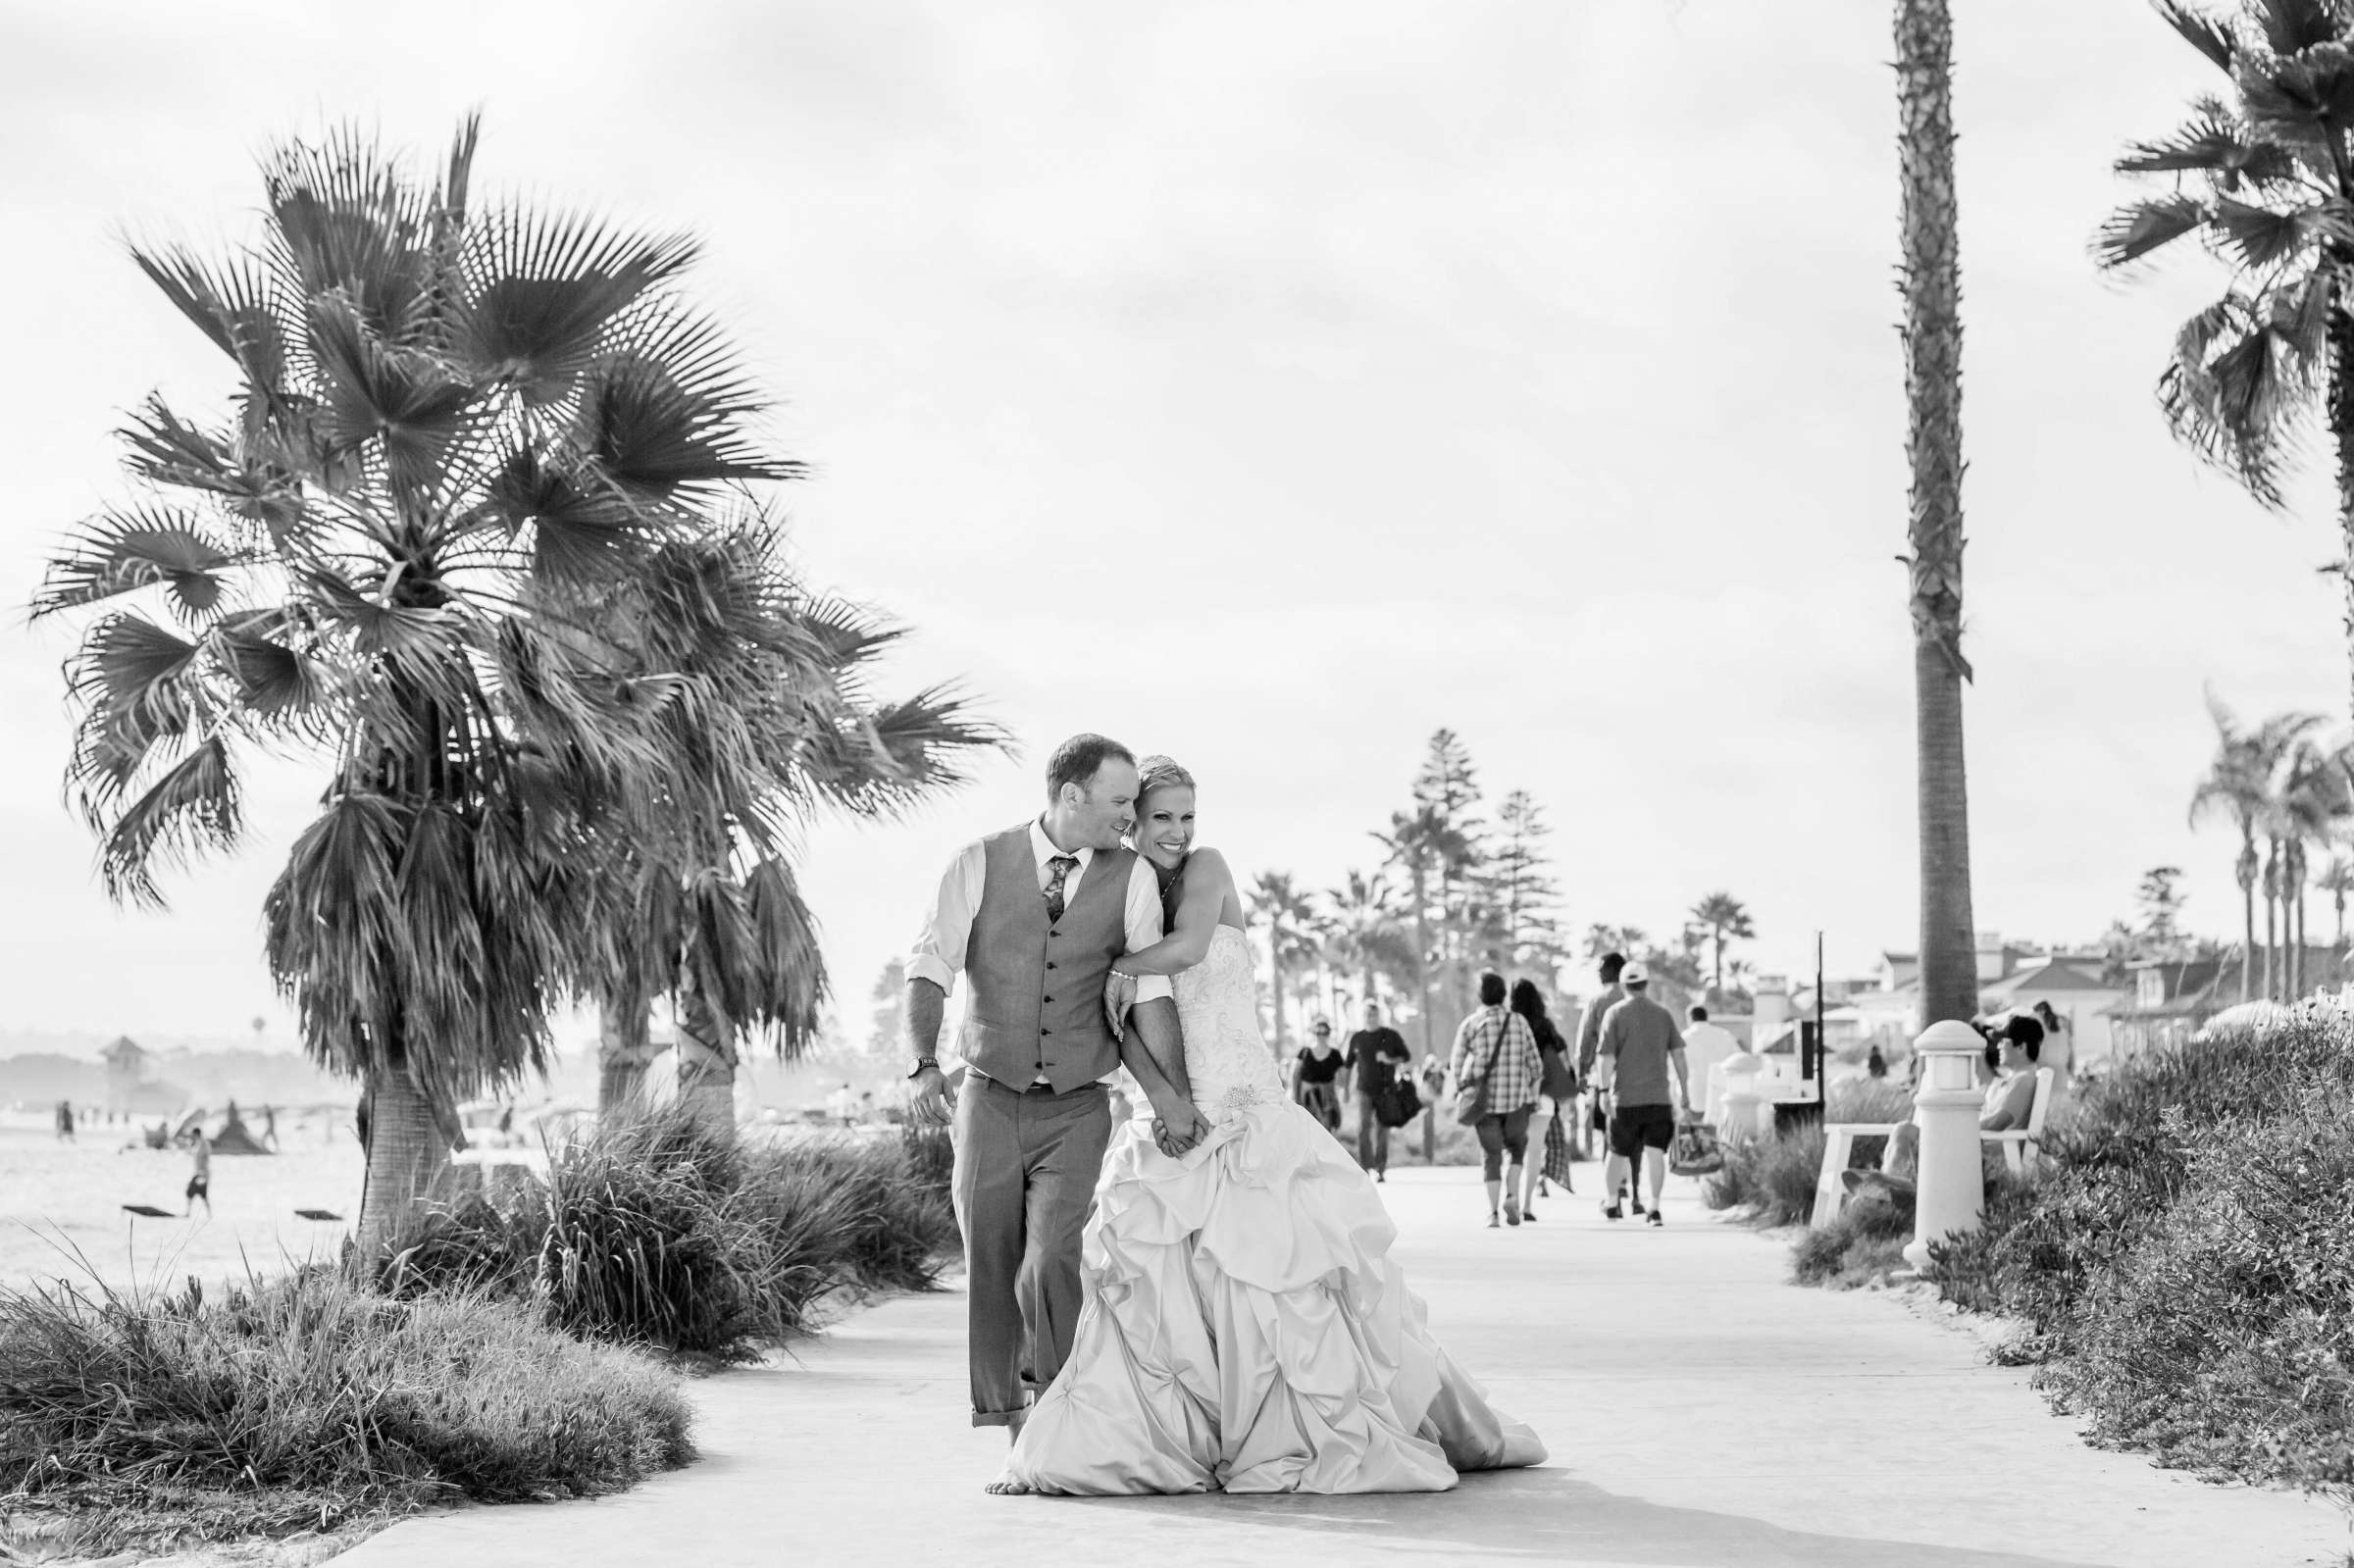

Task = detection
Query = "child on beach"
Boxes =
[184,1133,212,1218]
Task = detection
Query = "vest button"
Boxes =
[1043,996,1053,1004]
[1046,962,1057,971]
[1041,1028,1052,1036]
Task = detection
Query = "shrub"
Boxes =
[0,1265,690,1553]
[1791,1189,1914,1288]
[1703,1118,1827,1227]
[1906,1005,2354,1509]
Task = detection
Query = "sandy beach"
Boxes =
[0,1110,363,1293]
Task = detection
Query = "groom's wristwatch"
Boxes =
[907,1056,940,1081]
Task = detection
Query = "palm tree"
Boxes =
[1895,0,1980,1029]
[32,120,842,1258]
[577,531,996,1124]
[2096,2,2354,721]
[1687,891,1758,999]
[1248,871,1317,1054]
[2272,733,2351,996]
[2193,698,2323,999]
[1324,869,1405,1010]
[2323,850,2354,950]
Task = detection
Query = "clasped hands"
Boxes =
[1151,1099,1211,1159]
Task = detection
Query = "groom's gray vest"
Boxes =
[961,825,1136,1094]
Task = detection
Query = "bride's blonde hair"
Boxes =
[1137,754,1196,801]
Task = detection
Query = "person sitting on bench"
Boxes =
[1847,1013,2041,1196]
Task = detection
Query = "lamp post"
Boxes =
[1903,1017,1985,1272]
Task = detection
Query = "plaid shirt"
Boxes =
[1450,1006,1543,1113]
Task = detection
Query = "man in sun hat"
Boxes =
[1591,961,1692,1226]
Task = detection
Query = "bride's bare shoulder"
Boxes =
[1186,846,1236,889]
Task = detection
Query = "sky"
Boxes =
[0,0,2346,1051]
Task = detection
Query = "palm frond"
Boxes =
[2153,0,2238,76]
[576,352,793,497]
[2092,193,2209,269]
[33,508,247,621]
[2249,0,2344,57]
[2209,194,2344,268]
[306,291,478,492]
[2116,99,2301,187]
[99,736,243,906]
[129,243,289,390]
[2241,42,2354,144]
[260,123,437,339]
[459,209,697,404]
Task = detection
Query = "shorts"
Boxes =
[185,1175,210,1200]
[1609,1103,1676,1158]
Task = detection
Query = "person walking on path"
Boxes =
[1574,952,1627,1161]
[54,1099,75,1142]
[183,1130,213,1218]
[1290,1018,1346,1134]
[902,733,1207,1456]
[1450,971,1543,1228]
[1345,998,1412,1181]
[1510,979,1576,1220]
[1594,963,1693,1227]
[1680,1004,1740,1128]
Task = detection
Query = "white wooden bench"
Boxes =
[1810,1067,2052,1230]
[449,1144,550,1178]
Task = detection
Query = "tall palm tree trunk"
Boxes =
[1409,867,1435,1056]
[596,993,660,1115]
[2333,293,2354,724]
[1897,0,1978,1029]
[354,1060,453,1266]
[2239,837,2258,1002]
[2264,844,2280,999]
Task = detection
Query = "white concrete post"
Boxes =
[1904,1019,1987,1273]
[1718,1051,1766,1142]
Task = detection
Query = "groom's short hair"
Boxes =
[1047,733,1136,799]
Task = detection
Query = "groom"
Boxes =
[904,733,1203,1441]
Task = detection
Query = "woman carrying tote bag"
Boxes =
[1448,971,1545,1229]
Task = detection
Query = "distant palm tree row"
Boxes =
[2193,694,2354,1002]
[1238,730,1760,1053]
[32,120,998,1259]
[1238,731,1563,1057]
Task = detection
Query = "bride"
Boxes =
[997,755,1546,1495]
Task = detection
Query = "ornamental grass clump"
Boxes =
[0,1265,690,1555]
[375,1106,958,1359]
[1703,1119,1827,1227]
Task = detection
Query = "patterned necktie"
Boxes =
[1044,855,1079,925]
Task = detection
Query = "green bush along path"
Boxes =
[342,1168,2346,1568]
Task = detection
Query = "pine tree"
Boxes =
[1410,730,1488,1019]
[1488,790,1563,971]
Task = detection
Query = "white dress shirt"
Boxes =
[908,821,1173,1083]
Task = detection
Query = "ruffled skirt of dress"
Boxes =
[1003,1097,1547,1494]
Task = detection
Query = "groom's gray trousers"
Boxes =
[952,1073,1113,1427]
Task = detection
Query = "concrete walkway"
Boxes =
[340,1168,2349,1568]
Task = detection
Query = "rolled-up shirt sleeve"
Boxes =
[1123,857,1174,1003]
[905,841,985,995]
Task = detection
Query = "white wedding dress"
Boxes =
[1003,925,1547,1493]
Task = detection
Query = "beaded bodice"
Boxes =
[1176,925,1284,1125]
